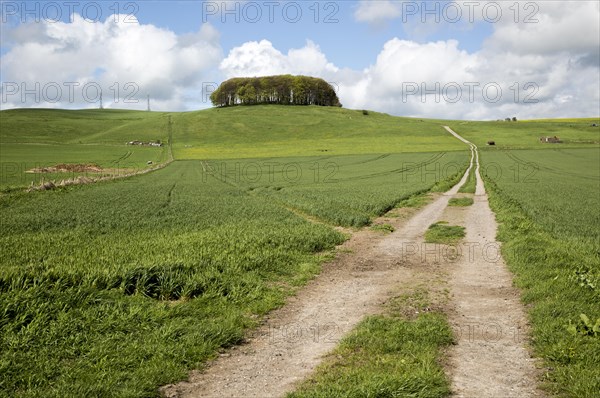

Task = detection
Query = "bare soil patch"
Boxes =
[26,163,104,173]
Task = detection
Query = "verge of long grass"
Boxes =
[483,170,600,397]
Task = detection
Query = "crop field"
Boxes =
[0,109,167,144]
[1,106,598,397]
[0,106,470,396]
[0,143,168,189]
[206,151,468,226]
[479,147,600,396]
[0,161,348,396]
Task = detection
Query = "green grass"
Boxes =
[458,165,476,193]
[425,222,466,244]
[0,106,471,189]
[0,151,466,396]
[2,107,598,397]
[481,149,599,240]
[447,118,599,150]
[0,161,347,397]
[448,197,474,207]
[370,223,395,234]
[0,109,171,189]
[0,109,168,144]
[0,106,471,396]
[395,194,432,208]
[479,147,600,396]
[204,152,469,227]
[0,143,167,189]
[170,105,468,159]
[288,289,453,398]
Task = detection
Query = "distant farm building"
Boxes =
[127,141,163,147]
[540,136,562,144]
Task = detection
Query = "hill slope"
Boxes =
[169,105,467,159]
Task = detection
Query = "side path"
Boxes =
[442,126,543,397]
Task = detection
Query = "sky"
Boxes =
[1,0,599,119]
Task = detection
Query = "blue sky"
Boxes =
[2,1,492,67]
[130,1,492,68]
[1,1,599,119]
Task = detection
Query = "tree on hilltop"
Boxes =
[210,75,341,108]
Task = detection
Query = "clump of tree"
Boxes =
[210,75,341,107]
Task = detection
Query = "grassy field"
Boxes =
[0,161,348,396]
[170,105,467,159]
[447,118,599,150]
[479,148,600,396]
[1,107,598,396]
[206,151,468,226]
[0,105,469,396]
[0,143,168,189]
[0,109,168,144]
[0,156,464,396]
[0,106,469,189]
[0,109,170,189]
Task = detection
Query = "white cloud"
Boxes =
[220,26,598,119]
[354,0,401,25]
[219,39,338,78]
[482,1,600,56]
[1,15,222,110]
[354,1,600,57]
[344,1,600,118]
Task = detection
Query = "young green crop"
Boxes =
[0,148,466,396]
[0,109,171,189]
[206,151,469,227]
[0,109,168,144]
[170,105,468,159]
[0,161,346,396]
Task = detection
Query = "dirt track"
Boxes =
[161,128,542,398]
[442,127,543,397]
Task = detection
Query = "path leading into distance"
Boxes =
[160,128,542,398]
[442,126,542,397]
